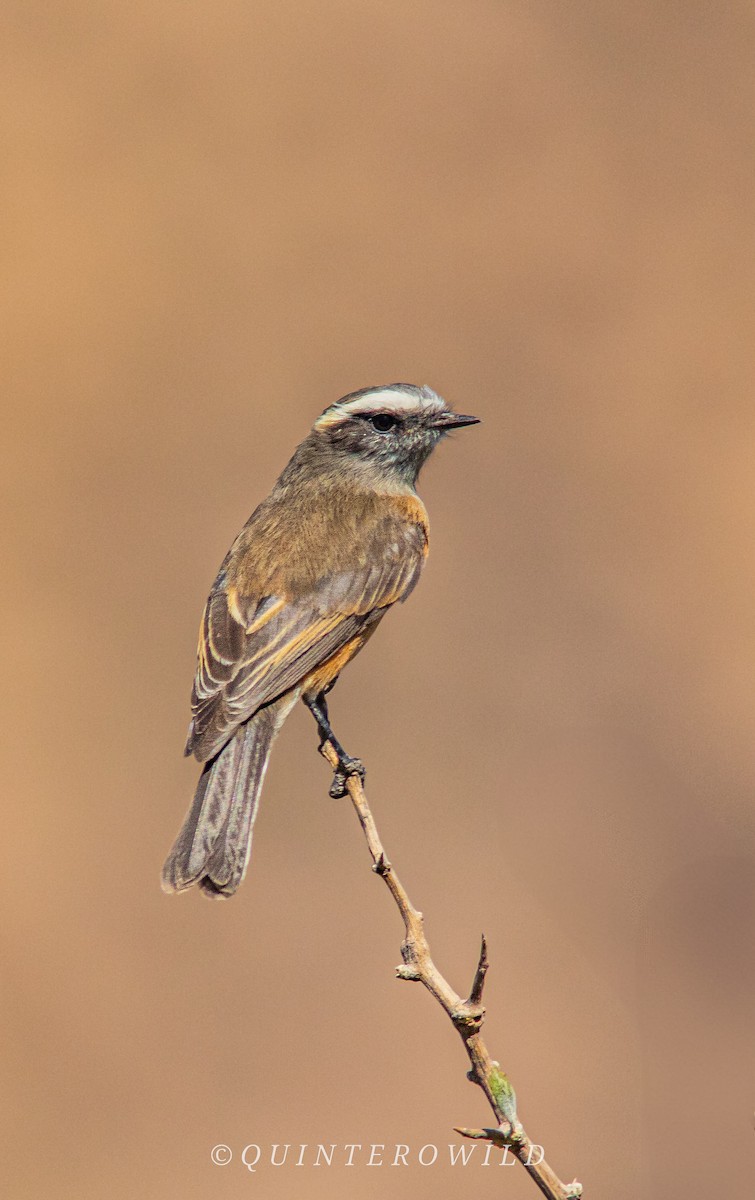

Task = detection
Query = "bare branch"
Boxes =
[319,739,583,1200]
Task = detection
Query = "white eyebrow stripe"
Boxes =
[338,389,442,416]
[316,386,446,428]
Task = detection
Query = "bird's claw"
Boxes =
[329,756,366,798]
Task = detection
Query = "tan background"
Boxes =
[3,2,754,1197]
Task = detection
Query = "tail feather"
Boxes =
[161,693,296,898]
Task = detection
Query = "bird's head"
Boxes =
[311,383,480,489]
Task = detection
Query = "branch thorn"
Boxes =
[467,932,489,1006]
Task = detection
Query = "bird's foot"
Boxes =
[328,755,366,799]
[307,693,366,797]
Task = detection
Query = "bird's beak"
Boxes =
[429,410,481,430]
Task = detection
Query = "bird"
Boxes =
[161,383,479,898]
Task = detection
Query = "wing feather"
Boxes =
[186,512,427,762]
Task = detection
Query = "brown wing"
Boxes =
[186,516,427,762]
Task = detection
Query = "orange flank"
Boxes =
[302,625,382,698]
[387,492,430,552]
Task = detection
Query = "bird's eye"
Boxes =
[369,413,398,433]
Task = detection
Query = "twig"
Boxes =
[319,740,583,1200]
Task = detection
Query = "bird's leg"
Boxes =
[304,690,366,799]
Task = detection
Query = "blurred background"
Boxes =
[2,2,754,1197]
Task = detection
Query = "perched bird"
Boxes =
[162,383,479,898]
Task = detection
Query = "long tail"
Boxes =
[161,693,297,898]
